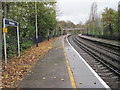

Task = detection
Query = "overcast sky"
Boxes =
[56,0,119,24]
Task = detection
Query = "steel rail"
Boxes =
[79,36,120,57]
[68,35,120,76]
[79,36,120,56]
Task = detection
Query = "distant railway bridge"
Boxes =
[63,28,85,35]
[63,28,84,31]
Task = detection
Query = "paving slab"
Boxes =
[18,37,72,88]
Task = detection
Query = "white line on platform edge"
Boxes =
[66,35,110,89]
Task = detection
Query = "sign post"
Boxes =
[3,19,7,63]
[3,18,20,63]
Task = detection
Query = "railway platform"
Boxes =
[79,34,120,45]
[18,36,110,89]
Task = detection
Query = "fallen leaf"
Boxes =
[53,77,56,79]
[2,38,57,88]
[80,82,82,84]
[61,78,64,81]
[5,74,9,78]
[43,77,45,80]
[50,77,53,79]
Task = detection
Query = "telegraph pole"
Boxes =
[35,1,38,47]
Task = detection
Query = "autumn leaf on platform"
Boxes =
[2,38,57,88]
[60,78,64,81]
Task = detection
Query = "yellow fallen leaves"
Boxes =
[5,74,9,78]
[53,76,56,79]
[42,76,65,82]
[50,76,56,79]
[2,38,57,88]
[60,78,64,81]
[48,47,52,49]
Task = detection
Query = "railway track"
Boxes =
[67,35,120,89]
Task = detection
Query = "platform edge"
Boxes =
[66,35,110,89]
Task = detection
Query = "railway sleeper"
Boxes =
[72,37,120,76]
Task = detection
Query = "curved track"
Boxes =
[68,35,120,89]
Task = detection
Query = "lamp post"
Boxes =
[35,1,38,47]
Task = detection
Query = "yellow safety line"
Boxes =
[62,39,77,89]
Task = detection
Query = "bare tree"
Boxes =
[89,2,97,22]
[89,2,98,35]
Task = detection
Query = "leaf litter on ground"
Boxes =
[2,38,57,88]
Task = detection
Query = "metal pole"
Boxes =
[3,2,7,64]
[17,24,20,57]
[0,2,2,87]
[3,18,7,64]
[48,29,49,41]
[35,1,38,47]
[52,30,54,38]
[0,1,2,61]
[56,27,57,36]
[118,1,120,32]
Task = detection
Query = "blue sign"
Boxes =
[4,19,18,27]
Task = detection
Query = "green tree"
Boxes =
[102,8,115,36]
[2,2,57,57]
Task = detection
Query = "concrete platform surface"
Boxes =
[18,37,72,88]
[64,36,110,89]
[18,36,110,89]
